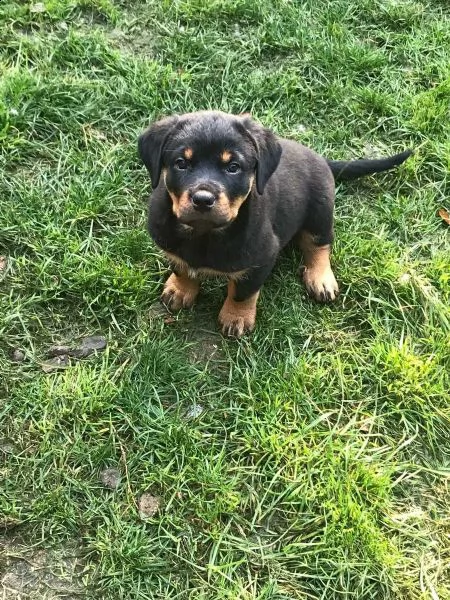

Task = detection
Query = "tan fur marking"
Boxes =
[229,194,247,220]
[161,272,200,311]
[184,147,193,160]
[220,150,232,163]
[299,231,339,302]
[163,170,185,218]
[164,251,247,281]
[228,175,254,220]
[166,190,189,218]
[218,280,259,338]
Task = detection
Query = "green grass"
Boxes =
[1,0,449,598]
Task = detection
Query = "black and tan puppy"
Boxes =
[138,111,411,337]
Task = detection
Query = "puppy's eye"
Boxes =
[175,158,188,170]
[226,162,241,174]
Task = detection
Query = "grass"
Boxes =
[0,0,449,598]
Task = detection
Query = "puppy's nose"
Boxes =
[191,190,216,210]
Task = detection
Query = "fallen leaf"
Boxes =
[41,355,69,372]
[185,404,204,419]
[164,316,176,324]
[1,517,21,530]
[138,494,161,519]
[100,467,121,490]
[30,2,46,13]
[358,419,371,433]
[47,344,72,357]
[11,349,25,362]
[438,208,450,226]
[0,256,6,272]
[148,302,168,320]
[71,335,107,358]
[0,442,16,455]
[390,509,425,522]
[46,336,107,359]
[398,273,411,285]
[83,125,107,141]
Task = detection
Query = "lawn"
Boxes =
[0,0,449,598]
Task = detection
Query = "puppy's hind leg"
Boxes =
[299,185,339,302]
[299,232,339,302]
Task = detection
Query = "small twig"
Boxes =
[116,432,138,511]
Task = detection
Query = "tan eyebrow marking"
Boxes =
[184,147,193,159]
[220,150,232,162]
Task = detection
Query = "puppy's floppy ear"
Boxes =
[239,116,282,195]
[138,115,180,188]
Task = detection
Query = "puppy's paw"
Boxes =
[303,266,339,302]
[161,273,199,311]
[218,299,257,338]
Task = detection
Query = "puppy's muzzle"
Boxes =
[191,189,216,211]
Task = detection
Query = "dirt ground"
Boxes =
[1,536,85,599]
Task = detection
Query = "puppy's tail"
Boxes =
[326,149,412,181]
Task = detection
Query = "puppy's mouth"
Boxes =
[168,187,236,230]
[179,212,231,229]
[179,218,228,235]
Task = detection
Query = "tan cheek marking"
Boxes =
[184,147,193,160]
[167,190,181,217]
[163,170,181,217]
[229,176,255,219]
[220,150,232,163]
[214,176,254,221]
[215,191,232,221]
[161,272,200,311]
[178,191,191,213]
[218,280,259,338]
[299,231,339,302]
[166,188,190,218]
[163,171,191,218]
[229,197,246,219]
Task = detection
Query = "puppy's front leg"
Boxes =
[161,271,200,311]
[219,264,274,338]
[219,281,259,338]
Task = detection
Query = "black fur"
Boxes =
[138,115,180,188]
[235,116,283,194]
[327,150,413,180]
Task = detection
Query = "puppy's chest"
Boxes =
[162,233,253,278]
[164,250,249,280]
[149,204,278,277]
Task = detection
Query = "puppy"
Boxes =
[138,111,411,337]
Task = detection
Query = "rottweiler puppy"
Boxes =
[138,111,411,337]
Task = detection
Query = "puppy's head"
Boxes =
[138,111,282,230]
